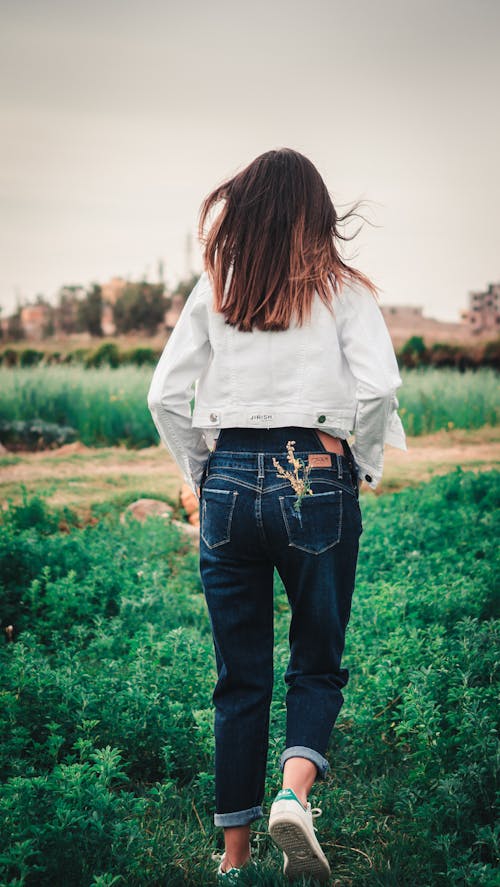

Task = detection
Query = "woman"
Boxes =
[147,148,407,883]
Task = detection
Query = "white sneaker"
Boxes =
[213,851,258,884]
[268,788,331,882]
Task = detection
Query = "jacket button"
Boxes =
[318,415,326,424]
[209,413,218,422]
[365,474,372,483]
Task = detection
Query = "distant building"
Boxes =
[461,282,500,334]
[381,305,424,320]
[100,277,127,335]
[101,277,126,305]
[20,303,52,340]
[380,303,468,347]
[101,303,116,336]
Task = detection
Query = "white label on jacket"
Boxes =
[249,413,274,422]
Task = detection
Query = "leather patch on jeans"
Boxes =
[308,453,332,467]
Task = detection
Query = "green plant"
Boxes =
[85,342,121,369]
[19,348,45,367]
[62,348,92,364]
[0,418,77,451]
[0,473,498,884]
[120,347,160,367]
[1,347,19,367]
[399,335,428,368]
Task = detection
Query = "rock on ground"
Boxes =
[120,498,174,524]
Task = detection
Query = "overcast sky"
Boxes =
[1,0,499,321]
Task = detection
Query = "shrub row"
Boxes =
[1,337,499,369]
[0,419,78,451]
[0,344,161,369]
[399,335,500,369]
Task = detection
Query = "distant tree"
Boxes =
[429,341,458,369]
[113,281,168,335]
[56,286,86,334]
[29,294,56,339]
[479,338,500,371]
[78,284,103,337]
[42,312,56,338]
[399,335,428,368]
[7,308,24,341]
[175,272,201,303]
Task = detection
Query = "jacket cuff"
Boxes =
[352,457,381,490]
[188,457,209,503]
[384,400,408,450]
[350,391,407,489]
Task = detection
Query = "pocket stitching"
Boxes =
[203,472,259,492]
[201,489,238,549]
[279,490,343,555]
[309,476,357,499]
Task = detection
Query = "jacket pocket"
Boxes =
[279,490,342,555]
[201,489,238,549]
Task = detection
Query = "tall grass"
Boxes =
[398,368,499,435]
[0,366,498,447]
[0,366,154,447]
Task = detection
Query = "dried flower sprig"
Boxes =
[273,440,314,514]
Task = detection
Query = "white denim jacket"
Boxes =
[147,270,407,499]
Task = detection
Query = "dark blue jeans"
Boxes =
[198,427,363,827]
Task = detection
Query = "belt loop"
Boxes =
[258,453,265,479]
[336,453,343,477]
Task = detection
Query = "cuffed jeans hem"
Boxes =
[279,745,330,780]
[213,805,263,827]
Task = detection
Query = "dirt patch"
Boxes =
[0,445,166,484]
[388,438,499,467]
[48,441,93,456]
[1,428,498,516]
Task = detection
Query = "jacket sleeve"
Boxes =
[147,273,212,500]
[336,283,407,489]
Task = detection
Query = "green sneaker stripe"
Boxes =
[274,788,301,803]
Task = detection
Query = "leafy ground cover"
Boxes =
[0,367,498,449]
[0,470,498,885]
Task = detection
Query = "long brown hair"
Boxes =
[198,147,378,332]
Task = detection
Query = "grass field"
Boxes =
[1,366,499,885]
[0,367,498,449]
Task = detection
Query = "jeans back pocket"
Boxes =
[201,488,238,549]
[279,490,343,555]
